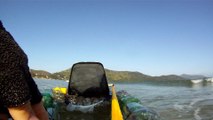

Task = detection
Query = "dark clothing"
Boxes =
[0,21,42,110]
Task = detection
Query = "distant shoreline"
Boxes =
[31,69,207,83]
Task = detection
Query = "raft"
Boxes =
[42,62,160,120]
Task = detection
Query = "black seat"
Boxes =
[68,62,110,97]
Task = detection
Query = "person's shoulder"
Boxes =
[0,20,6,31]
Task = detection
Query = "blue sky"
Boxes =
[0,0,213,76]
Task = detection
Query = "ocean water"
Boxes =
[35,79,213,120]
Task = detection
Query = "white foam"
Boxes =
[191,79,203,84]
[190,99,201,106]
[206,77,213,82]
[194,108,201,120]
[174,103,184,111]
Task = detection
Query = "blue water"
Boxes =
[35,79,213,120]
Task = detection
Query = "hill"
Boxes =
[30,68,188,82]
[31,69,70,80]
[30,69,52,79]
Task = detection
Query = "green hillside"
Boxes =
[52,69,71,80]
[105,69,151,82]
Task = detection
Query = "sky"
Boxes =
[0,0,213,76]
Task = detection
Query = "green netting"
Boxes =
[42,92,53,108]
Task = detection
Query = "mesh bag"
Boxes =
[68,62,110,97]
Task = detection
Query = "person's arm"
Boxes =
[31,101,49,120]
[8,102,39,120]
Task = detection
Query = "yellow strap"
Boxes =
[111,85,123,120]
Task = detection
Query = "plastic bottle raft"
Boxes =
[116,90,160,120]
[42,87,160,120]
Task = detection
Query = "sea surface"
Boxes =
[35,79,213,120]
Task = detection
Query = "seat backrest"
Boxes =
[68,62,110,97]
